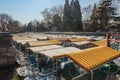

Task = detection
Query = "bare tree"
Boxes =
[0,13,21,33]
[0,14,12,32]
[82,5,93,20]
[51,5,64,18]
[8,20,21,33]
[41,5,64,31]
[41,8,53,28]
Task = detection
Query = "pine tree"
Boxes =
[97,0,117,31]
[63,0,83,31]
[70,0,75,31]
[52,14,62,31]
[90,4,99,31]
[70,0,74,18]
[63,0,72,31]
[73,0,83,31]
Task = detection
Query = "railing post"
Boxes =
[90,70,94,80]
[106,33,110,47]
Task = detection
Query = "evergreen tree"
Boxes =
[63,0,83,31]
[63,0,72,31]
[73,0,83,31]
[113,16,120,31]
[52,14,62,31]
[90,4,99,31]
[97,0,117,31]
[70,0,74,18]
[27,22,33,32]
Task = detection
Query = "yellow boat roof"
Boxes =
[53,38,89,42]
[68,38,89,42]
[12,35,32,41]
[67,46,120,71]
[26,39,62,47]
[92,40,106,46]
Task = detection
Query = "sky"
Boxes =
[0,0,100,24]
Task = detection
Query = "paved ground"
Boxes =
[0,66,21,80]
[116,75,120,80]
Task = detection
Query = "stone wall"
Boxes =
[0,32,16,67]
[45,32,106,36]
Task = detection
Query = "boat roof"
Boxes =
[92,40,106,46]
[26,39,62,47]
[72,41,91,45]
[67,46,120,71]
[27,45,63,52]
[39,47,81,58]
